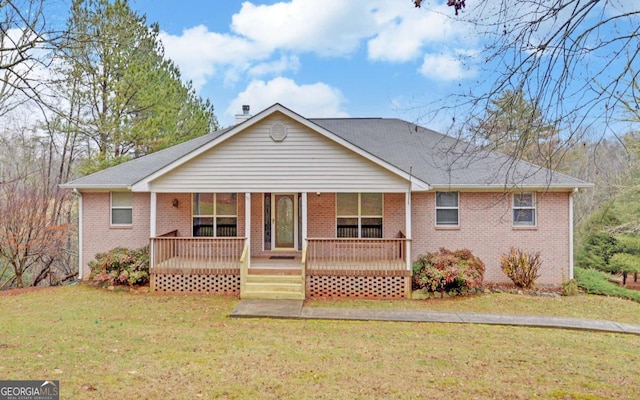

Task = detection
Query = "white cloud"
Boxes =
[226,77,348,121]
[248,54,301,77]
[419,53,471,81]
[367,1,463,62]
[159,25,269,90]
[231,0,378,56]
[158,1,481,96]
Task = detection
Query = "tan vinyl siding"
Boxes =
[150,114,408,193]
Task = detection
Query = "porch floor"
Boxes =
[153,256,405,273]
[153,256,303,275]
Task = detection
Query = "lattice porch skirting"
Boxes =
[151,268,240,294]
[306,270,411,299]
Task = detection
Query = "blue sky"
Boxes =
[123,0,478,128]
[23,0,634,137]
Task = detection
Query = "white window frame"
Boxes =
[192,193,238,237]
[435,191,459,226]
[336,193,384,238]
[513,192,537,226]
[110,192,133,226]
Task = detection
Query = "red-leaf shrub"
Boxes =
[89,246,149,286]
[412,248,485,294]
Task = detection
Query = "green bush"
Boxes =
[615,235,640,283]
[562,279,578,296]
[607,253,640,285]
[89,246,150,286]
[574,267,640,303]
[412,248,485,294]
[500,247,542,289]
[576,232,620,270]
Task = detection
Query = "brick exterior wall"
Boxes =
[383,193,406,237]
[156,193,191,236]
[81,192,150,278]
[411,191,571,285]
[81,190,571,285]
[250,193,264,256]
[308,193,336,237]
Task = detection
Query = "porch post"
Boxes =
[245,192,251,269]
[150,192,157,238]
[405,191,412,298]
[150,192,157,282]
[301,192,307,242]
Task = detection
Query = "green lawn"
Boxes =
[1,285,639,399]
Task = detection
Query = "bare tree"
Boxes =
[415,1,639,162]
[0,118,73,289]
[0,0,60,117]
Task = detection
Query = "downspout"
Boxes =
[74,189,84,280]
[569,188,576,280]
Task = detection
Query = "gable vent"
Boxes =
[269,122,288,142]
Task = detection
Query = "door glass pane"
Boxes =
[264,194,271,249]
[276,196,294,247]
[361,193,382,216]
[337,193,358,215]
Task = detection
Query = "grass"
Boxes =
[575,266,640,303]
[0,285,639,399]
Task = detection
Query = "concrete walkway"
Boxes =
[229,299,640,336]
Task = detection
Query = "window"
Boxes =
[192,193,238,237]
[111,192,133,225]
[436,191,459,226]
[513,192,536,226]
[337,193,383,238]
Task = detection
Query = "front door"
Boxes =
[273,193,297,250]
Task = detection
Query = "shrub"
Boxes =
[412,248,485,294]
[561,279,578,296]
[607,253,640,285]
[615,235,640,283]
[576,232,620,270]
[574,267,640,303]
[500,247,542,289]
[89,246,150,286]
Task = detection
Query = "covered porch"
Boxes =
[150,192,411,299]
[149,219,412,299]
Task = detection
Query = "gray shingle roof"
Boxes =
[61,127,231,188]
[310,118,588,188]
[62,111,589,190]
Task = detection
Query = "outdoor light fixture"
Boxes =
[172,198,179,208]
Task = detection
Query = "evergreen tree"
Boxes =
[471,90,559,167]
[57,0,217,174]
